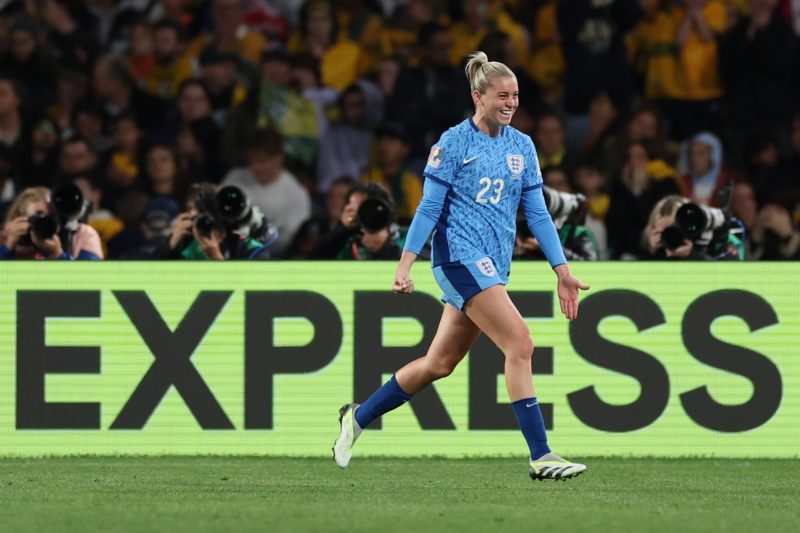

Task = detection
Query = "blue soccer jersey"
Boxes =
[415,118,555,280]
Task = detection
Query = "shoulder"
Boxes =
[222,167,250,185]
[505,126,536,152]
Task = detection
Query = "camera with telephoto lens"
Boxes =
[660,185,739,258]
[543,186,587,228]
[18,183,88,247]
[357,197,394,232]
[215,185,270,241]
[192,213,215,238]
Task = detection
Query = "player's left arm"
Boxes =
[520,138,589,319]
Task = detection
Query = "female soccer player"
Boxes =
[334,51,590,480]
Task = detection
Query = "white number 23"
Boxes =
[475,177,504,204]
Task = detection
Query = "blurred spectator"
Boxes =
[243,0,290,42]
[361,122,422,223]
[0,185,103,260]
[291,53,338,137]
[25,117,61,187]
[176,117,223,183]
[581,90,626,161]
[542,165,571,192]
[535,111,576,174]
[221,128,311,256]
[750,203,800,259]
[337,0,383,74]
[118,195,181,259]
[58,135,99,182]
[71,99,112,155]
[744,133,787,207]
[288,0,363,91]
[380,0,448,64]
[0,15,57,118]
[180,0,267,73]
[316,84,372,193]
[46,68,87,134]
[0,144,15,209]
[606,141,681,258]
[663,0,726,139]
[104,113,147,208]
[138,18,185,98]
[222,48,319,170]
[196,44,248,123]
[729,181,759,257]
[158,78,214,140]
[39,0,99,74]
[92,54,165,132]
[722,0,796,145]
[627,0,678,103]
[529,0,565,103]
[387,22,469,170]
[70,173,124,257]
[144,143,186,202]
[573,161,610,258]
[679,131,735,206]
[449,0,530,68]
[125,19,155,82]
[0,76,28,166]
[557,0,642,150]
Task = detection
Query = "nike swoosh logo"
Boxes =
[526,402,537,408]
[463,156,478,165]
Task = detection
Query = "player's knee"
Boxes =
[505,332,533,363]
[426,358,457,380]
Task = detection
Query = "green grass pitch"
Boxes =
[1,457,797,532]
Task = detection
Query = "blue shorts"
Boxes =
[432,257,506,311]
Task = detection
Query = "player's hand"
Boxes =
[392,269,414,294]
[555,265,590,320]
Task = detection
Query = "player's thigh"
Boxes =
[463,285,531,355]
[425,303,481,368]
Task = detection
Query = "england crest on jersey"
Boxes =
[475,257,497,277]
[507,154,524,177]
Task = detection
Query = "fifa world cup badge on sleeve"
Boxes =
[476,257,497,277]
[507,154,524,177]
[428,146,443,168]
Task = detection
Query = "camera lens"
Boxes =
[216,186,250,224]
[52,183,84,220]
[661,225,686,250]
[357,198,391,232]
[28,212,58,241]
[674,203,707,241]
[193,213,215,238]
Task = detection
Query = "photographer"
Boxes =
[514,186,599,261]
[311,182,408,260]
[0,185,103,260]
[642,194,744,260]
[165,182,275,260]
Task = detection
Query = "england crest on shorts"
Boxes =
[507,154,524,177]
[475,257,497,277]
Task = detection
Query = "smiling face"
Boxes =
[473,75,518,131]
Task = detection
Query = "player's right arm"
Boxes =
[394,131,458,294]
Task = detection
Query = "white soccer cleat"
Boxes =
[332,403,361,468]
[528,453,587,481]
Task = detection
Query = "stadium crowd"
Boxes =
[0,0,798,260]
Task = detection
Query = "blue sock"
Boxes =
[512,397,551,460]
[354,374,412,429]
